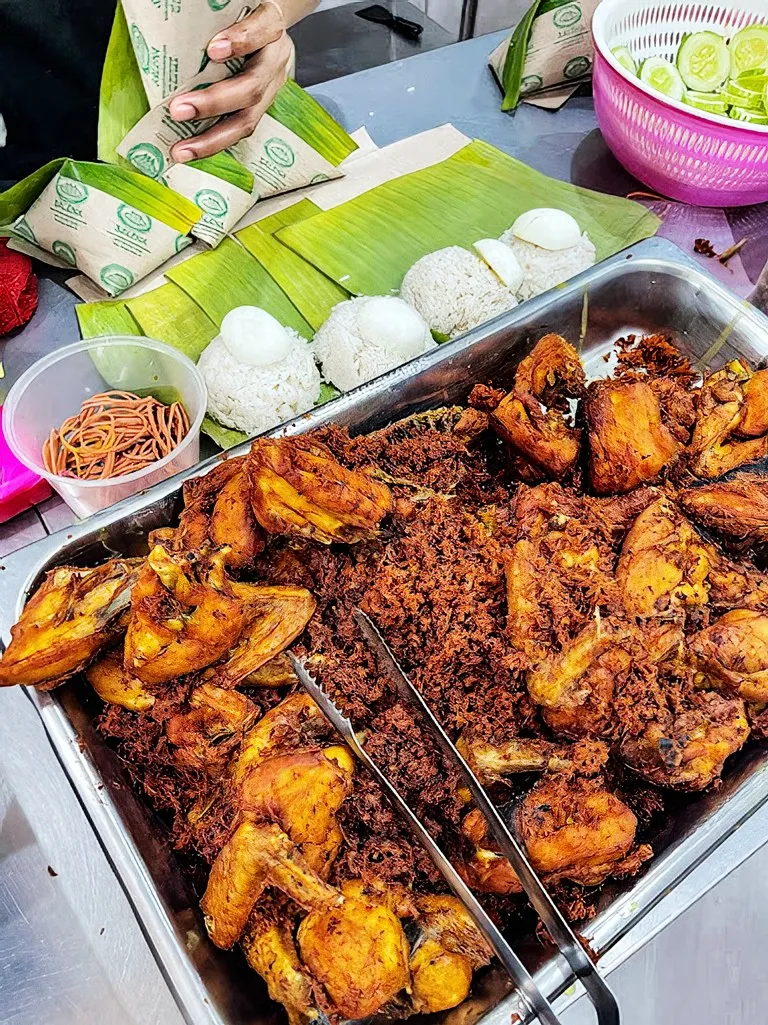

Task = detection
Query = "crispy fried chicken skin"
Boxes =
[585,380,681,494]
[489,334,585,480]
[689,360,768,478]
[242,908,316,1025]
[0,559,139,689]
[691,610,768,702]
[247,436,393,543]
[85,647,155,711]
[680,474,768,550]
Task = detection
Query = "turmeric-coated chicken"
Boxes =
[0,559,139,689]
[689,360,768,479]
[124,545,314,684]
[232,692,329,784]
[691,610,768,702]
[489,334,585,480]
[247,436,394,544]
[165,683,257,772]
[85,646,155,711]
[201,820,341,949]
[585,379,681,494]
[297,894,411,1020]
[457,732,609,784]
[680,474,768,551]
[241,908,316,1025]
[620,692,749,790]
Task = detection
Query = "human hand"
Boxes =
[168,2,293,162]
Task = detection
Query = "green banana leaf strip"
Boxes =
[267,79,358,166]
[76,299,143,339]
[255,198,322,235]
[277,139,660,297]
[500,0,546,112]
[0,159,66,225]
[202,416,248,450]
[62,160,200,235]
[166,237,313,338]
[188,152,254,194]
[98,1,150,163]
[126,282,218,360]
[237,224,348,330]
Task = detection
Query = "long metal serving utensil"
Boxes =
[287,652,564,1025]
[353,608,621,1025]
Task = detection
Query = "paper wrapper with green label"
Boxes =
[10,160,200,296]
[489,0,599,112]
[104,0,357,246]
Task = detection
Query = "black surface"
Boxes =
[292,0,454,87]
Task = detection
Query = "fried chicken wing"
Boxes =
[233,692,329,784]
[166,683,257,771]
[490,334,584,480]
[620,692,749,790]
[85,647,155,711]
[458,810,524,895]
[689,360,768,479]
[681,474,768,550]
[457,733,608,784]
[617,497,713,618]
[691,610,768,702]
[297,895,411,1019]
[202,820,341,949]
[415,894,493,968]
[241,652,298,688]
[247,436,393,544]
[0,559,139,689]
[585,380,681,494]
[240,747,354,876]
[242,908,316,1025]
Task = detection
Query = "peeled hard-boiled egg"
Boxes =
[220,306,292,367]
[473,238,524,292]
[357,295,430,360]
[510,208,582,251]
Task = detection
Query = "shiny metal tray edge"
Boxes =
[2,237,768,1025]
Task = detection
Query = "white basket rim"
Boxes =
[592,0,768,136]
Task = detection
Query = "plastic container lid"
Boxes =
[0,406,52,523]
[3,336,207,519]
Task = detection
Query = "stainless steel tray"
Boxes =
[2,238,768,1025]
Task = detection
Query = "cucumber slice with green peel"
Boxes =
[729,105,768,124]
[677,31,730,92]
[729,25,768,79]
[724,86,764,110]
[640,56,686,101]
[684,93,729,114]
[729,76,766,98]
[612,45,638,75]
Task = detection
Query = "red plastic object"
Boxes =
[0,239,38,336]
[0,406,51,523]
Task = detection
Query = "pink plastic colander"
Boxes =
[592,0,768,206]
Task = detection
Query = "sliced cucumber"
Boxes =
[612,45,638,75]
[729,24,768,79]
[684,92,729,114]
[725,85,764,110]
[735,71,768,93]
[730,105,768,124]
[640,56,686,101]
[764,81,768,114]
[677,31,730,92]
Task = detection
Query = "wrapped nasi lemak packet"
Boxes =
[10,160,200,296]
[489,0,599,112]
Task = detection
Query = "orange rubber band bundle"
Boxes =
[43,390,190,481]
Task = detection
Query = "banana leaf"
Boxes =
[255,198,321,235]
[236,224,348,331]
[76,299,142,339]
[267,80,358,166]
[277,139,660,296]
[0,159,66,225]
[98,1,149,163]
[127,282,218,359]
[188,153,254,194]
[202,416,247,450]
[166,237,313,338]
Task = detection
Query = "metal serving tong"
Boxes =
[289,609,620,1025]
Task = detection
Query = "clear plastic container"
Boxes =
[4,336,207,519]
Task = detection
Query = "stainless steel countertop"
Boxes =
[2,28,768,1025]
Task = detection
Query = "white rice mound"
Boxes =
[313,295,435,392]
[500,231,597,302]
[198,328,320,436]
[399,246,518,340]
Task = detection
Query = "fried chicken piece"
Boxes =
[617,497,713,618]
[458,811,523,895]
[210,469,265,569]
[340,878,418,919]
[737,368,768,438]
[514,775,650,886]
[201,821,341,949]
[85,647,155,711]
[166,683,257,771]
[125,546,313,685]
[620,692,749,790]
[247,436,393,544]
[243,652,298,688]
[240,747,354,876]
[242,908,316,1025]
[210,587,316,689]
[410,940,473,1014]
[490,334,585,479]
[457,733,609,784]
[691,610,768,702]
[680,474,768,550]
[233,692,329,784]
[0,559,139,689]
[689,360,768,479]
[297,895,411,1019]
[585,379,681,494]
[526,618,631,738]
[415,894,493,967]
